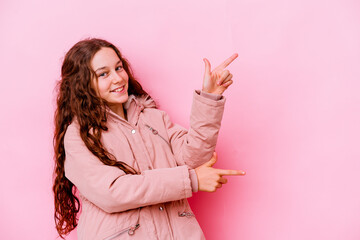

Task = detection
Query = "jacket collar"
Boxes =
[107,94,156,126]
[123,94,156,110]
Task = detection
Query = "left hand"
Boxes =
[202,53,238,95]
[195,152,246,192]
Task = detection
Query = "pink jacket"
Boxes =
[64,90,226,240]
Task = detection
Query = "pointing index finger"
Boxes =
[216,53,238,71]
[217,169,246,176]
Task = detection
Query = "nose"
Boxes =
[111,70,125,84]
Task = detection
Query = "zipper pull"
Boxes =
[145,124,158,135]
[178,212,194,218]
[128,223,140,235]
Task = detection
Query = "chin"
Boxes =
[118,94,129,104]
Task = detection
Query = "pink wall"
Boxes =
[1,0,359,239]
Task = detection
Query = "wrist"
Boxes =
[189,169,199,192]
[200,90,223,100]
[202,89,223,95]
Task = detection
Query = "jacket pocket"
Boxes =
[103,223,140,240]
[169,200,206,240]
[143,123,178,168]
[178,211,195,218]
[176,199,195,218]
[144,124,172,150]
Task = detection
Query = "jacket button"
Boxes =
[159,206,164,211]
[131,129,136,134]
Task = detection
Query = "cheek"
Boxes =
[97,80,111,96]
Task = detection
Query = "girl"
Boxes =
[53,38,245,240]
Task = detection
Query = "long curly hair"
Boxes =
[53,38,147,238]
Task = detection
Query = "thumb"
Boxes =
[203,58,211,75]
[204,152,217,167]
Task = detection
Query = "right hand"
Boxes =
[202,53,238,95]
[195,152,246,192]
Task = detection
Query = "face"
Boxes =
[91,47,129,110]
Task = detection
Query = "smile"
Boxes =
[110,86,125,93]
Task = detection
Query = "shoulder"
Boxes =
[65,118,80,135]
[142,106,167,122]
[64,119,82,146]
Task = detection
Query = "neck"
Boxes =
[109,104,127,120]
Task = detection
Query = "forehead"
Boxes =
[91,47,121,70]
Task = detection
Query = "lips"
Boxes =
[110,86,125,92]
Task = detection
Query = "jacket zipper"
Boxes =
[178,212,195,218]
[144,124,173,153]
[103,208,141,240]
[103,224,140,240]
[178,199,195,218]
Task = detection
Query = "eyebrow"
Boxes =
[95,60,122,72]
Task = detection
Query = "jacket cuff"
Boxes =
[199,90,223,101]
[189,169,199,192]
[194,90,226,107]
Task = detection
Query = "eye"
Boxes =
[116,65,123,71]
[98,72,107,77]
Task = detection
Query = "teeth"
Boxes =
[112,86,124,92]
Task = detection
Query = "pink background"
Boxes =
[1,0,359,239]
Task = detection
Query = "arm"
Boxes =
[164,54,238,169]
[64,123,193,213]
[163,90,226,169]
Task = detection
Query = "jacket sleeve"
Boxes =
[163,90,226,169]
[64,123,193,213]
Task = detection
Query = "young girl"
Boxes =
[53,38,245,240]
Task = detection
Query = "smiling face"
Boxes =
[91,47,129,113]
